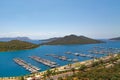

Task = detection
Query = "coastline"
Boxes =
[0,53,119,80]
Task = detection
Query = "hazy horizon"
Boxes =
[0,34,119,40]
[0,0,120,39]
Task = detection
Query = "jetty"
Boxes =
[79,53,96,58]
[65,51,72,54]
[46,54,79,62]
[88,47,120,55]
[29,56,58,68]
[70,52,96,58]
[14,58,40,73]
[46,54,68,61]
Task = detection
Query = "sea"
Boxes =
[0,40,120,77]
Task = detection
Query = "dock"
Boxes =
[14,58,40,73]
[79,53,96,58]
[65,51,72,54]
[46,54,68,61]
[46,54,79,62]
[29,56,58,68]
[71,52,96,59]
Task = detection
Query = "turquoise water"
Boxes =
[0,40,120,77]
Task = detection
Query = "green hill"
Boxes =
[43,35,103,45]
[0,40,39,52]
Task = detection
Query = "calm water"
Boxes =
[0,40,120,77]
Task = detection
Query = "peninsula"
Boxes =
[0,40,39,52]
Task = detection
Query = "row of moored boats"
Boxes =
[29,56,59,68]
[14,58,40,73]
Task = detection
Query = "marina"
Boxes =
[0,40,120,77]
[64,52,97,59]
[0,0,120,79]
[73,53,97,58]
[13,58,40,73]
[88,47,120,55]
[46,54,68,61]
[46,54,79,62]
[29,56,58,68]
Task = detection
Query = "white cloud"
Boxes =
[0,32,62,39]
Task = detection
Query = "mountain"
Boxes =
[0,40,39,52]
[40,37,59,43]
[110,37,120,40]
[0,37,31,41]
[42,35,103,45]
[0,37,41,44]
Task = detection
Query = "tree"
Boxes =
[46,70,53,78]
[52,68,58,75]
[92,61,99,67]
[79,65,87,71]
[71,68,75,74]
[68,63,72,69]
[58,77,63,80]
[20,76,24,80]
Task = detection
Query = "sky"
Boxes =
[0,0,120,39]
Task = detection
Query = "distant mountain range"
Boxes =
[0,37,31,41]
[42,35,103,45]
[110,37,120,40]
[0,35,105,45]
[0,37,59,44]
[0,37,41,44]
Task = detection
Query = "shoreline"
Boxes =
[0,53,119,80]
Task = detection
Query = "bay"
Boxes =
[0,40,120,77]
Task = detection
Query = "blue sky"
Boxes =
[0,0,120,39]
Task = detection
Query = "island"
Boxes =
[42,35,103,45]
[0,40,39,52]
[110,37,120,41]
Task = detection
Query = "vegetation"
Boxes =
[41,63,120,80]
[63,63,120,80]
[0,40,39,51]
[43,35,103,45]
[42,53,120,80]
